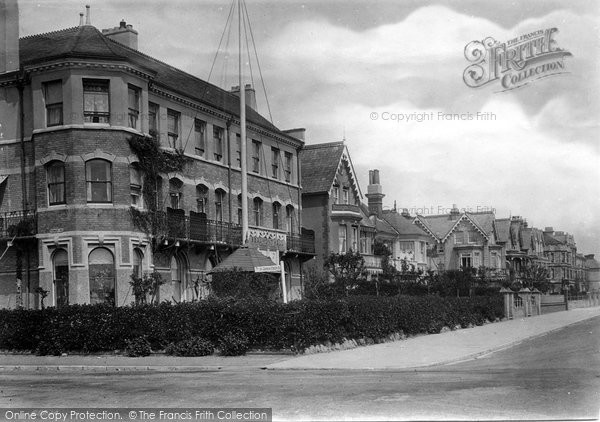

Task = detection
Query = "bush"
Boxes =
[165,337,214,357]
[219,331,249,356]
[125,336,152,357]
[35,339,64,356]
[211,269,280,300]
[0,295,504,354]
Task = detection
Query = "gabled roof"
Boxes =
[300,142,345,194]
[300,142,362,199]
[19,25,282,135]
[543,232,563,246]
[415,211,495,243]
[381,210,429,237]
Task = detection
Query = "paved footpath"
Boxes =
[1,307,598,372]
[268,307,600,370]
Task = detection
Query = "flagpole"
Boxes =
[239,0,248,246]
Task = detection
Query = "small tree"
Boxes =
[324,250,368,296]
[129,271,166,305]
[521,262,551,293]
[35,287,49,309]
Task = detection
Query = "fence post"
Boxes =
[520,288,531,317]
[530,288,541,315]
[500,287,513,319]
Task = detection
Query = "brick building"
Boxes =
[300,142,393,276]
[0,6,313,308]
[414,207,506,279]
[543,227,579,293]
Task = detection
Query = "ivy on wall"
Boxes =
[127,134,189,248]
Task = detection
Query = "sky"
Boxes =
[17,0,600,256]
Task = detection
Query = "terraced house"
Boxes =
[0,5,314,309]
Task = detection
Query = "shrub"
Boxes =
[218,331,250,356]
[35,339,64,356]
[0,295,504,354]
[211,269,280,300]
[125,336,152,357]
[165,337,214,357]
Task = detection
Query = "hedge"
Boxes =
[0,295,503,353]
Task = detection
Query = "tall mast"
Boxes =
[239,0,249,245]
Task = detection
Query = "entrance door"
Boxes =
[54,249,69,308]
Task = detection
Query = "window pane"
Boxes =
[195,120,206,155]
[44,81,62,104]
[86,160,111,202]
[148,102,158,133]
[89,248,115,306]
[83,80,110,123]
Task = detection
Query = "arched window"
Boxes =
[196,184,208,214]
[132,248,144,279]
[237,194,243,225]
[86,159,112,203]
[272,202,281,230]
[130,164,143,208]
[88,247,115,306]
[47,161,66,205]
[215,189,226,221]
[169,178,183,209]
[286,205,295,234]
[53,249,69,308]
[253,197,263,226]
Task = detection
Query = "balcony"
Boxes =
[0,210,37,238]
[331,203,362,220]
[145,209,242,246]
[286,230,315,254]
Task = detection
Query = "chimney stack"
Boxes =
[283,128,306,141]
[230,84,257,110]
[102,19,139,49]
[366,169,384,217]
[0,0,19,74]
[85,4,91,25]
[449,204,460,220]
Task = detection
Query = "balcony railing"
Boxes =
[0,210,37,238]
[483,268,508,279]
[363,254,383,271]
[149,209,243,246]
[286,231,315,254]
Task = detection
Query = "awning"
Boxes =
[209,245,281,274]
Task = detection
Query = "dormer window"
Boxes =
[83,79,110,123]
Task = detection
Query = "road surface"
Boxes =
[1,316,598,421]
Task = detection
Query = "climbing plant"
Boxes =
[127,133,189,248]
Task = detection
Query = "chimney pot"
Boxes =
[79,12,84,26]
[85,5,91,25]
[120,19,127,29]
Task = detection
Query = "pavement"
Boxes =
[1,307,598,372]
[268,306,600,370]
